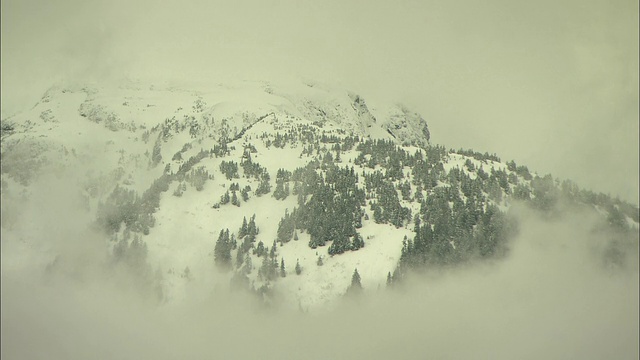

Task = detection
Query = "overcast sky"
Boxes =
[2,0,638,203]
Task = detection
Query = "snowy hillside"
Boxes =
[1,79,638,311]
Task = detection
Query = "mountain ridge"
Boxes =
[1,79,637,310]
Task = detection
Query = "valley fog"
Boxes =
[2,175,637,360]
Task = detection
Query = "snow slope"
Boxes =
[1,79,637,311]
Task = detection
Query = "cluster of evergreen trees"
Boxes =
[172,181,187,197]
[274,163,366,255]
[98,113,640,298]
[240,154,271,196]
[214,229,236,270]
[219,161,239,180]
[172,143,192,161]
[366,174,411,228]
[273,168,292,200]
[185,166,212,191]
[176,149,211,176]
[257,241,280,281]
[96,172,172,236]
[276,209,297,243]
[112,230,148,269]
[211,142,230,157]
[216,183,250,207]
[452,148,501,163]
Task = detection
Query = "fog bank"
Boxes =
[2,192,637,359]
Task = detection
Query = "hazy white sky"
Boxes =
[2,0,638,203]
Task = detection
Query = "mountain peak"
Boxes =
[1,78,636,312]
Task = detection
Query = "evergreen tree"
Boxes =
[346,268,362,295]
[280,258,286,277]
[270,240,277,260]
[295,259,302,275]
[372,203,384,223]
[513,184,531,201]
[229,233,237,250]
[239,216,248,238]
[386,271,392,287]
[151,137,163,167]
[220,191,230,205]
[258,253,276,281]
[277,210,295,243]
[182,266,191,280]
[126,234,148,268]
[254,241,266,257]
[414,183,424,202]
[256,175,271,196]
[400,180,412,201]
[231,191,240,206]
[214,229,232,270]
[607,204,629,232]
[236,245,245,269]
[351,233,365,250]
[328,234,350,255]
[273,181,287,200]
[242,254,253,275]
[248,214,258,237]
[241,186,250,201]
[273,170,291,200]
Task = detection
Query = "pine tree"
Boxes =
[346,268,363,295]
[373,203,384,224]
[241,187,250,201]
[277,210,295,243]
[229,233,237,250]
[328,234,350,255]
[607,204,629,232]
[295,259,302,275]
[254,241,266,257]
[236,245,245,269]
[239,216,248,238]
[270,240,277,260]
[386,271,392,287]
[151,138,162,167]
[273,181,286,200]
[231,191,240,206]
[258,254,275,281]
[220,191,230,205]
[214,229,232,270]
[248,214,258,237]
[242,254,253,275]
[256,176,271,196]
[182,266,191,280]
[351,233,365,250]
[280,258,286,277]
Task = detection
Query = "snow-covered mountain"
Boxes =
[1,79,637,311]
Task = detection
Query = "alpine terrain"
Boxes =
[1,78,638,313]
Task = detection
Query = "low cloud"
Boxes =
[2,182,637,359]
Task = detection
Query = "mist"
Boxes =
[2,1,638,358]
[2,171,638,359]
[2,0,638,203]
